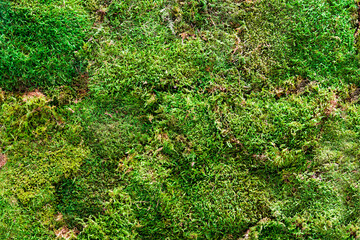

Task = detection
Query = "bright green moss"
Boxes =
[0,1,88,90]
[0,92,89,238]
[80,188,139,240]
[70,0,360,238]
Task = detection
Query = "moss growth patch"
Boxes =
[2,0,360,239]
[0,1,88,90]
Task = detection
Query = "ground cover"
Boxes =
[1,0,360,239]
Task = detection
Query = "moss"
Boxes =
[2,0,360,239]
[0,92,89,237]
[80,188,139,240]
[0,1,89,90]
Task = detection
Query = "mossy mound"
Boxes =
[0,1,88,90]
[2,0,360,239]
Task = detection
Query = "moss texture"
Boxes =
[1,0,360,239]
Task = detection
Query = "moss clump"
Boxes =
[0,1,88,90]
[0,92,89,236]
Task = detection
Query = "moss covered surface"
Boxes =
[1,0,360,239]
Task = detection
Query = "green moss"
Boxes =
[0,92,89,237]
[2,0,360,238]
[0,1,88,90]
[80,188,139,240]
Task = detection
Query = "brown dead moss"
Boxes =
[0,154,7,168]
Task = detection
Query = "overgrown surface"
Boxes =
[0,0,88,90]
[1,0,360,239]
